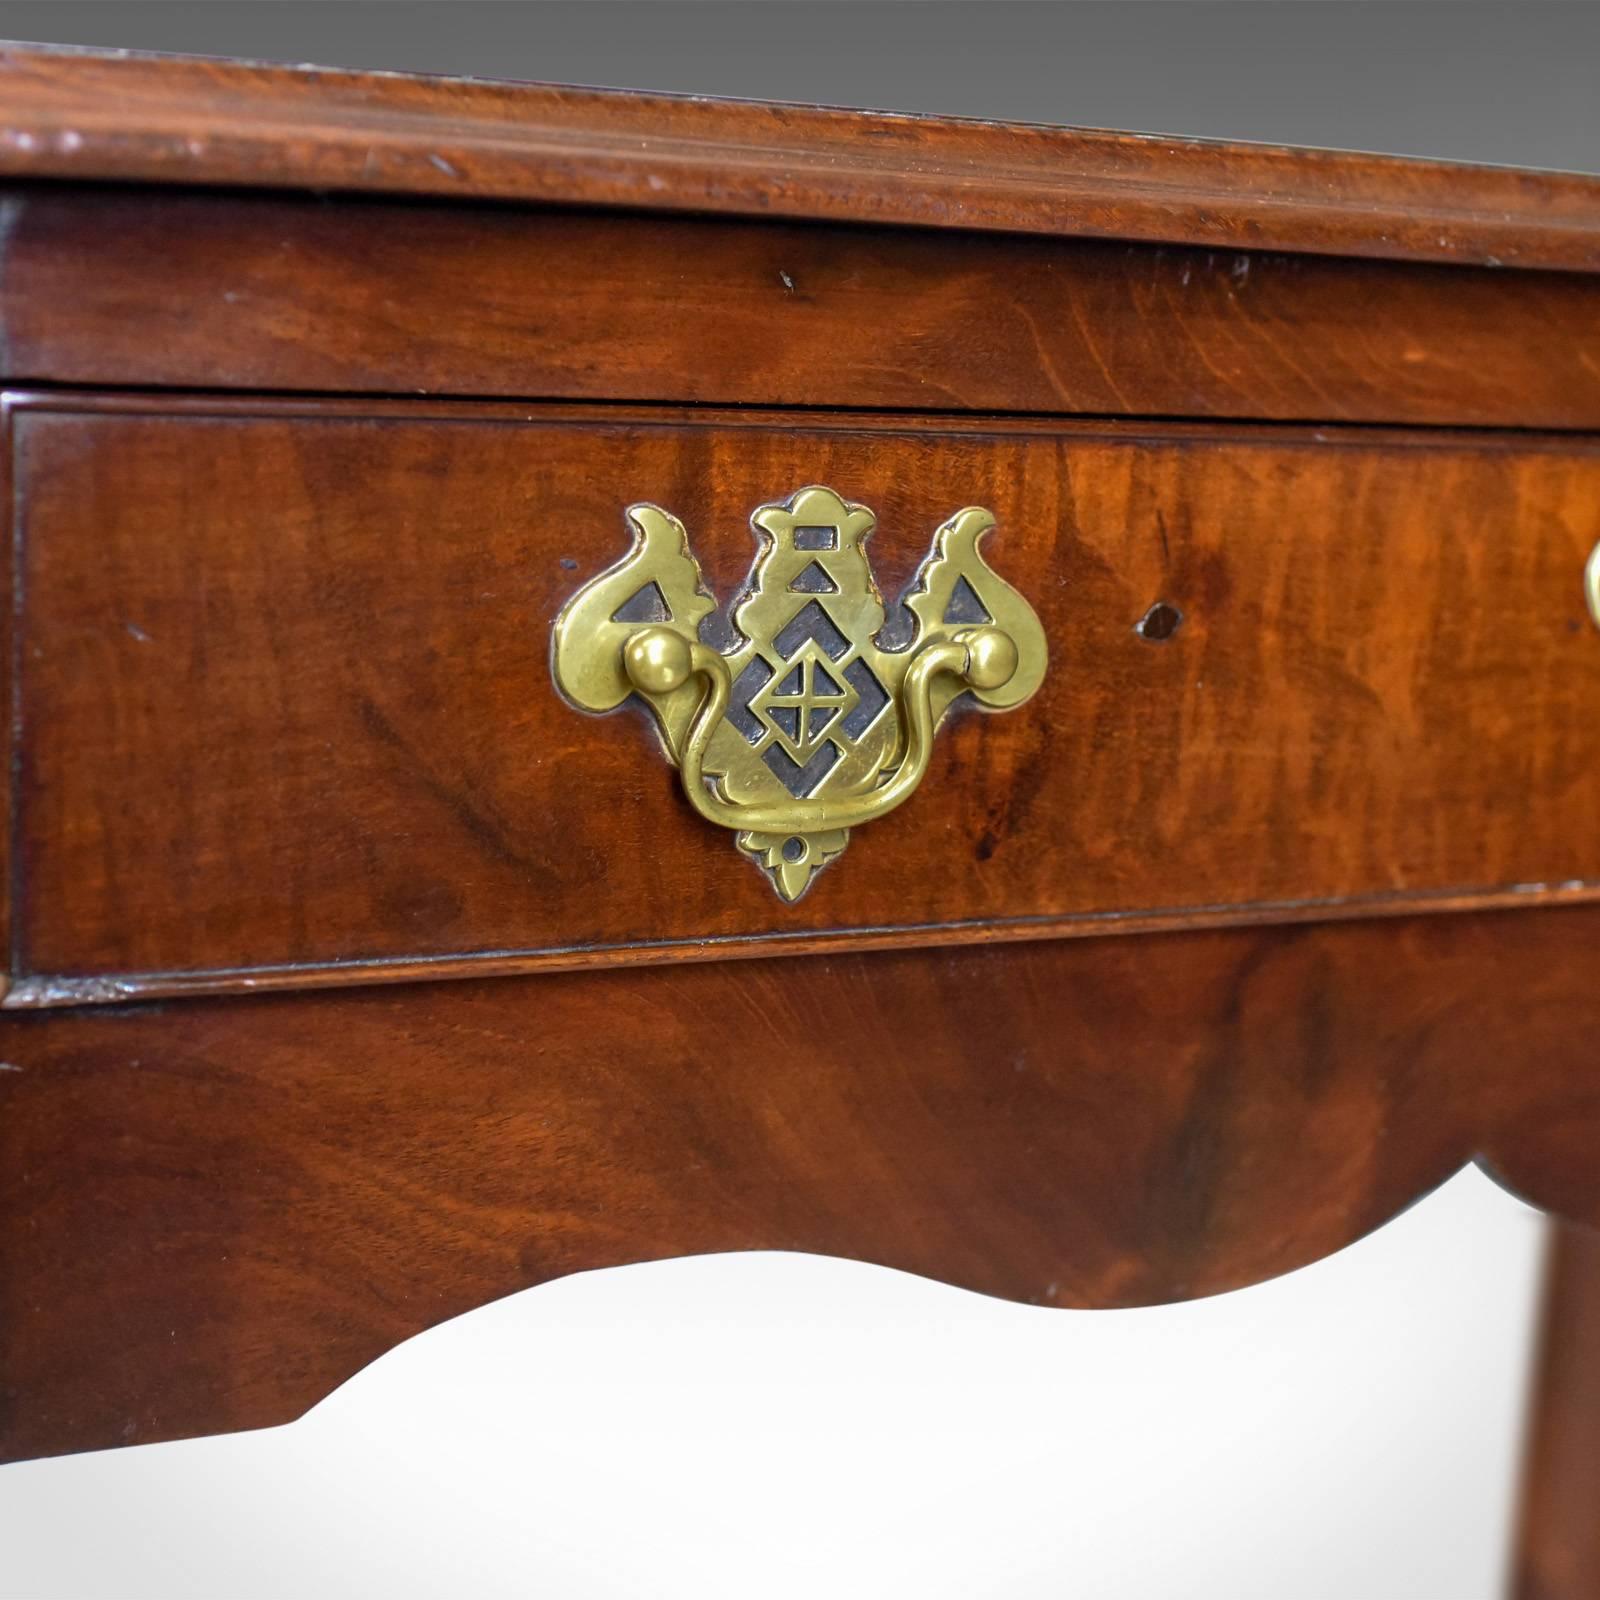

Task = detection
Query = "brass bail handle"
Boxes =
[621,622,1022,836]
[551,485,1048,902]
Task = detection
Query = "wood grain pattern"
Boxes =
[11,396,1600,1001]
[10,188,1600,430]
[1513,1223,1600,1600]
[2,902,1596,1464]
[5,51,1600,1548]
[1,44,1598,269]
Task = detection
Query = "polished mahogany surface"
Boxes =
[1,43,1598,267]
[8,189,1600,430]
[0,47,1598,1595]
[8,397,1600,1001]
[1517,1225,1600,1600]
[2,905,1598,1464]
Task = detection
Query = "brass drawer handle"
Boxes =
[1588,540,1600,632]
[553,486,1047,900]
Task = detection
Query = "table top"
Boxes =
[1,41,1599,269]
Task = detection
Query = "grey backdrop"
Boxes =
[0,0,1596,173]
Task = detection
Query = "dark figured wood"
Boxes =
[1,903,1597,1464]
[4,53,1600,1586]
[10,395,1600,1003]
[1514,1224,1600,1600]
[9,188,1600,431]
[0,45,1599,269]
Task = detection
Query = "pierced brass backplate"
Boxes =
[551,485,1047,901]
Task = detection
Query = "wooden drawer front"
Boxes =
[11,190,1600,433]
[7,397,1600,1002]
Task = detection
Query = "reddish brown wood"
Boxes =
[10,395,1600,1003]
[1514,1223,1600,1600]
[9,188,1600,430]
[0,902,1595,1464]
[4,55,1600,1564]
[0,45,1598,269]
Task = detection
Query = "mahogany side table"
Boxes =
[0,45,1597,1596]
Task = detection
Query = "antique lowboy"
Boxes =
[0,43,1597,1595]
